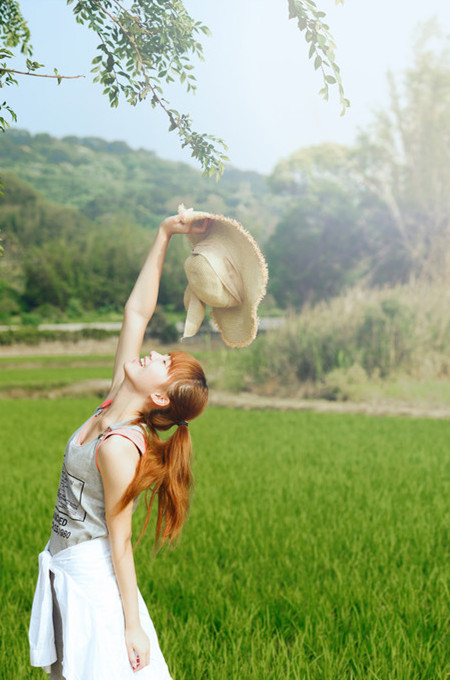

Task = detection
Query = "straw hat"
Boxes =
[179,205,268,348]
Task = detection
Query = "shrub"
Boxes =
[213,283,450,395]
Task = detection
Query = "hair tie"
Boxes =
[177,420,189,427]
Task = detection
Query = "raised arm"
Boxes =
[109,225,171,396]
[107,213,209,397]
[107,212,211,398]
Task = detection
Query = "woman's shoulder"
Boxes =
[97,434,141,479]
[104,424,147,454]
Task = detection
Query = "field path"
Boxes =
[1,378,445,419]
[207,390,450,419]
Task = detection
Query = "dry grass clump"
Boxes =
[212,283,450,398]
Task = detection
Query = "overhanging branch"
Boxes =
[0,68,84,80]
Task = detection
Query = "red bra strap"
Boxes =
[98,398,113,410]
[95,427,147,472]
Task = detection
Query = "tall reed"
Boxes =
[212,284,450,394]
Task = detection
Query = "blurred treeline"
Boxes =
[0,31,449,334]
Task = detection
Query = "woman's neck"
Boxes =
[99,382,146,426]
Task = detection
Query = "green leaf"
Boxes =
[314,55,322,70]
[325,75,336,84]
[288,0,296,20]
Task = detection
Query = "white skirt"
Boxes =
[29,537,173,680]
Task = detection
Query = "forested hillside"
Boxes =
[0,172,150,319]
[0,130,283,322]
[0,129,280,236]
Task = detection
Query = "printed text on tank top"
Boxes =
[49,402,147,555]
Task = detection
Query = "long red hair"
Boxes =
[116,351,208,548]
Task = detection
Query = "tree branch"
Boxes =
[0,68,84,80]
[86,0,184,129]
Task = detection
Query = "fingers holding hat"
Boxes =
[159,213,187,238]
[178,216,212,237]
[191,217,213,234]
[161,211,213,238]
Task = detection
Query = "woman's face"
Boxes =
[125,351,172,396]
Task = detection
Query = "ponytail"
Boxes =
[115,351,208,548]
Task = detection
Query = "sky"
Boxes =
[3,0,450,174]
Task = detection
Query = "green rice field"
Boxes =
[0,355,113,391]
[0,398,448,679]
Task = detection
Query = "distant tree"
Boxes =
[23,239,77,310]
[266,180,365,309]
[353,22,450,284]
[0,0,348,178]
[268,142,352,196]
[0,173,147,313]
[268,27,450,293]
[22,220,146,312]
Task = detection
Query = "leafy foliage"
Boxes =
[0,0,31,131]
[288,0,349,115]
[69,0,229,178]
[0,172,145,316]
[3,31,448,322]
[0,1,346,177]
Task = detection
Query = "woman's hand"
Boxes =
[159,212,211,239]
[125,624,150,672]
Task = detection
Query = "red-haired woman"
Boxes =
[29,215,210,680]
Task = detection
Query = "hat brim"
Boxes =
[179,207,268,348]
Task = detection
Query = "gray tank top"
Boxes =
[49,406,146,556]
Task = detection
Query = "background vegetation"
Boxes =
[1,29,449,404]
[213,283,450,400]
[1,12,448,680]
[1,400,448,679]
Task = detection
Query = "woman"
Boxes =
[29,213,210,679]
